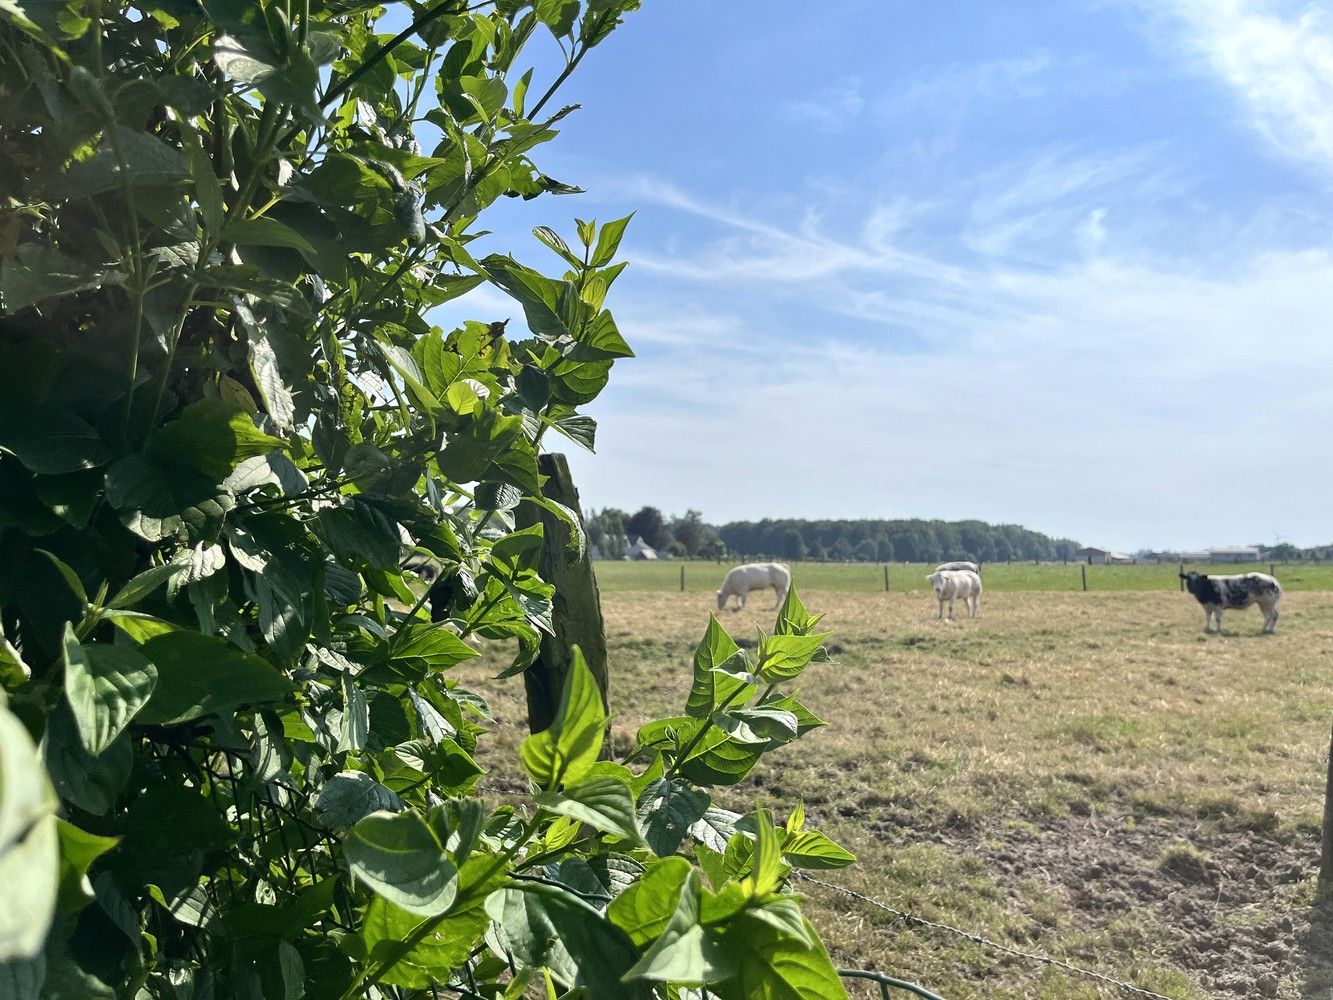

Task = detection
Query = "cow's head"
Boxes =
[926,572,943,592]
[716,589,726,611]
[1180,570,1206,596]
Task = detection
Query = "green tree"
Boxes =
[0,3,856,998]
[782,527,808,561]
[627,505,671,550]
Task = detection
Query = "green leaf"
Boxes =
[62,625,158,755]
[607,856,691,947]
[43,710,133,816]
[479,255,568,338]
[781,830,856,871]
[520,647,606,790]
[0,699,59,962]
[105,455,237,542]
[34,549,88,605]
[0,634,31,688]
[108,563,183,609]
[223,215,318,256]
[149,399,285,482]
[344,810,458,916]
[624,869,737,983]
[137,632,295,725]
[686,615,752,720]
[360,864,497,988]
[484,882,651,997]
[390,623,481,674]
[534,775,641,843]
[213,31,319,109]
[755,632,830,683]
[47,126,189,199]
[0,244,122,313]
[534,0,579,37]
[591,213,633,267]
[0,404,112,474]
[317,501,402,571]
[775,587,824,636]
[311,771,403,830]
[54,818,118,913]
[709,913,849,1000]
[637,778,709,857]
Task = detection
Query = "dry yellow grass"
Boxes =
[457,589,1333,998]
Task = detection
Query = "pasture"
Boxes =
[593,559,1333,594]
[459,584,1333,998]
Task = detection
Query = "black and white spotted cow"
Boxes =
[1180,571,1282,634]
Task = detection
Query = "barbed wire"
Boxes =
[795,871,1179,1000]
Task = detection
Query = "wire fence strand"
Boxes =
[796,871,1179,1000]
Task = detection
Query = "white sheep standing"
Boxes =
[717,562,791,611]
[928,569,982,620]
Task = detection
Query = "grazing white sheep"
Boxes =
[935,561,980,575]
[1180,570,1282,634]
[717,562,791,611]
[927,569,982,620]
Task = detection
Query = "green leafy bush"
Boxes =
[0,1,854,996]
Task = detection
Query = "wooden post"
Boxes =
[680,564,685,593]
[1319,718,1333,906]
[1270,562,1276,577]
[1081,564,1087,592]
[883,564,889,592]
[514,453,610,735]
[1179,562,1185,591]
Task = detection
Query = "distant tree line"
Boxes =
[587,507,1081,563]
[586,507,726,559]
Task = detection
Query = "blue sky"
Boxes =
[444,1,1333,550]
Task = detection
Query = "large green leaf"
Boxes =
[137,632,296,725]
[709,913,849,1000]
[0,405,112,474]
[43,711,133,816]
[0,245,122,312]
[0,700,58,962]
[62,625,158,755]
[148,400,285,482]
[686,615,752,720]
[754,632,830,683]
[638,778,710,858]
[534,775,641,843]
[105,455,236,543]
[484,882,651,997]
[54,819,118,913]
[213,31,319,110]
[389,623,480,674]
[344,810,458,916]
[520,648,606,790]
[606,856,691,947]
[624,870,737,984]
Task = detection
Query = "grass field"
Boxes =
[593,559,1333,594]
[458,585,1333,999]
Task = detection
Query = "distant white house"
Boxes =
[1076,547,1133,565]
[626,536,659,561]
[1178,549,1211,563]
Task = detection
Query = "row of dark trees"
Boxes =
[718,518,1081,563]
[587,508,1081,563]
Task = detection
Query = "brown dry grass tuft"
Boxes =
[457,589,1333,998]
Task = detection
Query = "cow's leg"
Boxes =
[948,594,956,620]
[936,596,944,620]
[737,590,746,611]
[1214,608,1224,634]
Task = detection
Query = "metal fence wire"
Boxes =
[798,871,1179,1000]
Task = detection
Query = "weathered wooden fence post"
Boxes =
[515,453,610,734]
[883,565,889,592]
[1319,717,1333,906]
[680,564,685,592]
[1179,562,1185,591]
[1081,564,1087,592]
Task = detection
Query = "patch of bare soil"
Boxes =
[966,814,1319,997]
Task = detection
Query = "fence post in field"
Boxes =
[884,564,889,592]
[1081,564,1087,592]
[680,564,685,593]
[1270,562,1276,577]
[1179,562,1185,591]
[514,453,610,735]
[1319,717,1333,907]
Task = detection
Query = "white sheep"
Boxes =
[717,562,791,611]
[927,569,982,620]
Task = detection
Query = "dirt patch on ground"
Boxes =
[959,813,1318,996]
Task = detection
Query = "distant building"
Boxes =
[1075,547,1133,565]
[626,536,659,561]
[1209,546,1261,563]
[1178,549,1211,563]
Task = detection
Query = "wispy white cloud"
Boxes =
[1142,0,1333,173]
[784,75,865,132]
[881,51,1055,117]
